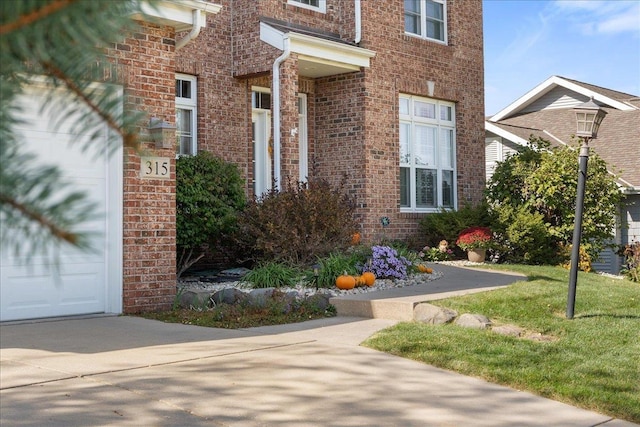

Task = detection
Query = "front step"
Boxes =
[329,284,516,321]
[329,297,417,321]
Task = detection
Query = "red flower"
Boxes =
[456,226,492,251]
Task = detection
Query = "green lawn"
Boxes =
[362,265,640,423]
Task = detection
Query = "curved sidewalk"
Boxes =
[1,266,637,426]
[330,263,527,320]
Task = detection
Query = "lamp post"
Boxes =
[566,97,607,319]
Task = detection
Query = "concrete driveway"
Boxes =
[1,314,636,427]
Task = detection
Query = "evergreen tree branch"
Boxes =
[0,193,77,246]
[42,61,139,150]
[0,0,76,36]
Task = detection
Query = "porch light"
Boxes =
[573,97,607,139]
[148,118,176,149]
[566,98,607,319]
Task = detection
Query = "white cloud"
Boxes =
[551,0,640,36]
[597,5,640,35]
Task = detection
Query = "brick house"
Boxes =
[177,0,485,242]
[0,0,484,321]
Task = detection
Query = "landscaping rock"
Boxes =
[211,288,248,305]
[305,294,331,311]
[492,324,524,337]
[248,288,276,308]
[455,313,492,329]
[413,303,458,325]
[179,290,213,309]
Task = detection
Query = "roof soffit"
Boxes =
[490,75,637,122]
[133,0,222,31]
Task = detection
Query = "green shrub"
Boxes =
[242,262,301,288]
[176,152,246,277]
[235,178,359,266]
[486,136,622,260]
[492,204,559,264]
[419,202,494,250]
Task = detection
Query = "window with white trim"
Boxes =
[404,0,447,43]
[399,94,456,211]
[288,0,326,13]
[176,74,197,156]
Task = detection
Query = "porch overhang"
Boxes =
[260,22,376,78]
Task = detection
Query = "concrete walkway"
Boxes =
[1,267,637,426]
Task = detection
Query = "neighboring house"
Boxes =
[485,75,640,274]
[1,0,485,322]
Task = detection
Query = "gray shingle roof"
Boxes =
[488,79,640,189]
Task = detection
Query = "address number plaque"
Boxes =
[140,156,171,179]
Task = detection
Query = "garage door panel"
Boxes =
[0,262,105,320]
[1,81,122,322]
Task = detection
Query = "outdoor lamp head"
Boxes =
[573,97,607,139]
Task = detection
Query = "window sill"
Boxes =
[402,33,447,46]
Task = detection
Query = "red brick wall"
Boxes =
[177,0,485,246]
[106,21,178,313]
[177,2,252,193]
[360,0,485,242]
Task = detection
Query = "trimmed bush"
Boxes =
[491,204,559,265]
[176,152,246,277]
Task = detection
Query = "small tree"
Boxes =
[486,136,622,262]
[176,152,246,277]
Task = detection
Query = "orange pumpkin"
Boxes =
[336,274,356,290]
[354,275,366,287]
[361,271,376,287]
[351,232,361,246]
[417,264,433,274]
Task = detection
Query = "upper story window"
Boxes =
[404,0,447,44]
[176,74,197,156]
[399,94,456,212]
[288,0,326,13]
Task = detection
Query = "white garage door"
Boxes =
[0,82,123,322]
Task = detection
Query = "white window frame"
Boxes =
[298,93,308,183]
[399,94,456,212]
[252,87,272,197]
[404,0,447,44]
[287,0,326,14]
[176,73,197,156]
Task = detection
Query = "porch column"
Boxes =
[278,54,300,187]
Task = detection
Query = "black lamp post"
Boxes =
[566,97,607,319]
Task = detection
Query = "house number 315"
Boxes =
[141,156,170,179]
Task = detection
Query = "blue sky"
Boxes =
[483,0,640,116]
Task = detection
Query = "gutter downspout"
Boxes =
[354,0,362,44]
[176,9,202,50]
[272,36,291,191]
